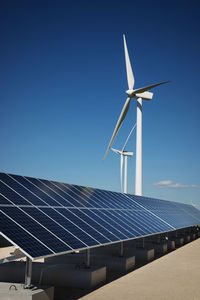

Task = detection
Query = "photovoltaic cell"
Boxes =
[0,172,200,260]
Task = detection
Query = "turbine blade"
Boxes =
[123,34,135,90]
[104,97,131,160]
[122,123,137,152]
[120,154,124,192]
[133,81,170,95]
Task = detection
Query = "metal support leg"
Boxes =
[120,242,124,257]
[86,249,90,268]
[142,238,145,248]
[24,257,33,289]
[157,234,160,243]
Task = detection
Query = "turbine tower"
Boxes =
[104,34,170,196]
[111,123,136,193]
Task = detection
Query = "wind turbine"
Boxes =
[111,123,136,194]
[104,34,170,196]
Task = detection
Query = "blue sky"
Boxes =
[0,0,199,206]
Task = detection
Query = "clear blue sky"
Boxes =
[0,0,199,206]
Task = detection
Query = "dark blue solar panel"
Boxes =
[55,207,110,244]
[0,193,12,205]
[93,190,121,209]
[82,208,126,240]
[41,180,78,207]
[0,181,29,206]
[0,172,200,260]
[0,173,46,206]
[181,204,200,221]
[128,194,175,210]
[52,182,85,207]
[0,211,53,258]
[22,207,89,248]
[99,209,137,238]
[57,183,92,207]
[112,210,145,236]
[69,208,117,242]
[94,189,132,209]
[134,210,171,232]
[10,174,62,207]
[94,209,131,239]
[110,191,138,209]
[38,207,99,247]
[71,186,110,209]
[0,206,72,253]
[26,177,74,207]
[154,210,198,229]
[127,194,200,228]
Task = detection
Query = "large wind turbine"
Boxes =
[104,34,169,196]
[111,123,136,193]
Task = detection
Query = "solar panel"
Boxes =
[0,172,200,260]
[128,195,200,228]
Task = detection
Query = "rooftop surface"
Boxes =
[80,238,200,300]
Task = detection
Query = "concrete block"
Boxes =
[0,261,106,289]
[91,254,135,273]
[152,243,168,254]
[132,247,155,262]
[184,235,191,243]
[167,240,175,250]
[0,282,54,300]
[46,252,135,273]
[190,233,196,240]
[174,237,184,247]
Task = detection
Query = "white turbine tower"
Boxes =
[104,34,170,196]
[111,123,136,194]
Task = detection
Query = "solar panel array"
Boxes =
[0,172,200,260]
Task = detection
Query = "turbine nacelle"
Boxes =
[122,151,133,156]
[111,148,133,156]
[125,89,153,100]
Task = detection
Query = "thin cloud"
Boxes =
[153,180,200,189]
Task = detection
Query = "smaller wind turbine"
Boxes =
[111,123,136,194]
